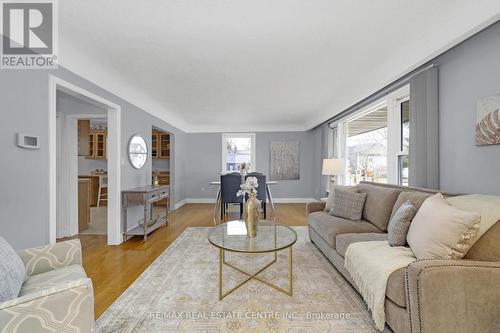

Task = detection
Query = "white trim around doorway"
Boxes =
[49,75,122,245]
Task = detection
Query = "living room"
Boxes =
[1,1,500,332]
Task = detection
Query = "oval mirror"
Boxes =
[128,135,148,169]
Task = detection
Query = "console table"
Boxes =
[122,185,170,241]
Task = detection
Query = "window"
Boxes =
[398,99,410,186]
[401,100,410,152]
[345,108,388,185]
[222,133,256,172]
[337,85,410,186]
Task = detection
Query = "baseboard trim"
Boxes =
[175,198,316,208]
[174,199,188,210]
[272,198,317,203]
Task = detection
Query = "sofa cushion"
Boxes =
[386,267,408,308]
[0,235,27,302]
[19,265,87,296]
[391,191,433,220]
[357,183,402,231]
[447,194,500,261]
[336,233,388,258]
[308,212,383,249]
[464,221,500,261]
[330,189,367,220]
[324,183,358,212]
[407,193,481,259]
[388,201,417,247]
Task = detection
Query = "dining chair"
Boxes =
[220,173,243,219]
[246,172,267,218]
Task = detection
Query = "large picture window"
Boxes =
[334,85,410,186]
[222,133,256,173]
[346,108,388,185]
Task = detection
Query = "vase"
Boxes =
[244,194,260,238]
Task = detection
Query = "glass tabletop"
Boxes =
[208,220,297,253]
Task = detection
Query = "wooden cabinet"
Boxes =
[78,179,91,232]
[87,130,107,159]
[78,120,90,156]
[152,132,159,158]
[152,130,170,160]
[159,133,170,159]
[78,176,100,207]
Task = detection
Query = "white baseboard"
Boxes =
[174,199,188,210]
[174,198,316,208]
[272,198,317,203]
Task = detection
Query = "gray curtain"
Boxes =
[409,67,439,189]
[313,124,331,199]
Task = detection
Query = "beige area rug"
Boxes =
[96,227,376,332]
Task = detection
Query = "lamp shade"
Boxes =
[322,158,345,176]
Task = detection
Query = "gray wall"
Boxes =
[3,20,500,249]
[184,132,317,200]
[0,67,187,249]
[0,71,51,249]
[435,21,500,195]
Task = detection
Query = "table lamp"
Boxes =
[322,158,345,184]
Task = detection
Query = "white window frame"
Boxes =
[221,133,256,173]
[336,84,409,185]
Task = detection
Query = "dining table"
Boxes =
[210,180,277,224]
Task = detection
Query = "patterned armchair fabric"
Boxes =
[17,239,82,276]
[0,240,94,333]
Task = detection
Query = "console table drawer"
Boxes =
[147,189,168,201]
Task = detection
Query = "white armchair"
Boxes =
[0,240,94,332]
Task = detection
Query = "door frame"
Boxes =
[49,75,122,245]
[151,126,175,211]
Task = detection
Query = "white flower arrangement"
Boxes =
[237,176,258,197]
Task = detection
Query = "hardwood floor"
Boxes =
[78,203,308,318]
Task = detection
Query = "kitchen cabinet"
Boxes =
[78,120,90,156]
[78,179,91,232]
[152,130,170,160]
[159,133,170,159]
[78,175,100,207]
[88,130,107,159]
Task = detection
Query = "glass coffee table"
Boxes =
[208,220,297,300]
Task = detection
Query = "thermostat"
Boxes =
[17,133,40,150]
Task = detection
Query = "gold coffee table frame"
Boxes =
[208,221,297,300]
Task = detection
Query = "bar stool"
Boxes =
[97,175,108,207]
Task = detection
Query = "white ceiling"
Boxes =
[59,1,500,132]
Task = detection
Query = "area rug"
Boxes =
[96,227,376,332]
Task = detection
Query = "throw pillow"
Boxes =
[0,235,27,302]
[324,183,358,212]
[387,200,417,247]
[447,194,500,240]
[330,188,367,221]
[406,193,481,260]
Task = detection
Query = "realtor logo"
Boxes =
[1,0,58,69]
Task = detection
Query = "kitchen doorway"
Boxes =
[49,76,122,245]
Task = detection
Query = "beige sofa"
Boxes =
[0,239,94,332]
[307,181,500,333]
